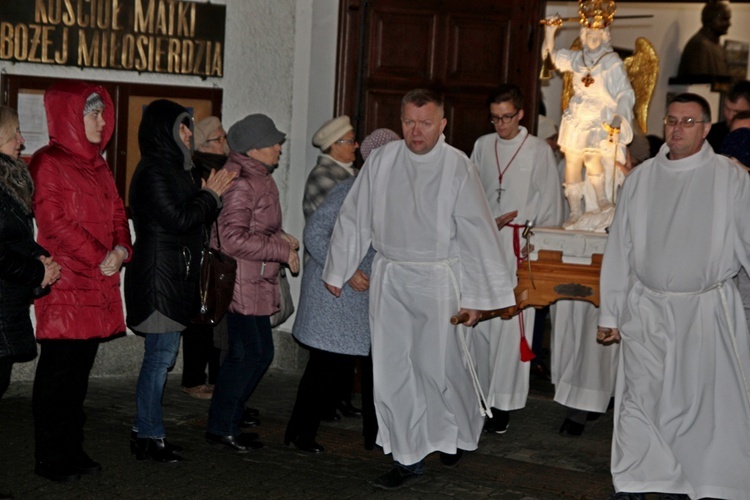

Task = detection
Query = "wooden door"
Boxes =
[335,0,545,156]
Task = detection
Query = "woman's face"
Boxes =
[249,143,282,166]
[84,109,105,144]
[179,123,193,149]
[0,122,25,158]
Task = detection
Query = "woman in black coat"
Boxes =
[0,105,60,398]
[125,100,234,463]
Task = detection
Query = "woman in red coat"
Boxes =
[29,80,132,483]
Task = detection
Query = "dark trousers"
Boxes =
[32,339,99,463]
[0,356,12,400]
[181,323,220,388]
[285,347,357,442]
[532,306,549,365]
[359,353,378,444]
[207,313,273,436]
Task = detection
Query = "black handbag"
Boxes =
[193,222,237,325]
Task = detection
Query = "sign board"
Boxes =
[0,0,226,78]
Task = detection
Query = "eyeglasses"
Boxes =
[335,139,358,145]
[663,116,709,128]
[490,110,520,125]
[206,134,227,143]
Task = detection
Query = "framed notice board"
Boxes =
[1,74,222,205]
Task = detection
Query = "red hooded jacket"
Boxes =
[29,80,132,340]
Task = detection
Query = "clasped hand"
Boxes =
[596,326,621,345]
[39,255,61,288]
[100,247,127,276]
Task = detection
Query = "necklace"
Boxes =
[581,50,612,87]
[494,132,528,204]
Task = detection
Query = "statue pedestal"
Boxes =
[520,226,605,306]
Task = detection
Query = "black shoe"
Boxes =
[72,451,102,475]
[364,436,377,451]
[483,409,509,434]
[130,431,183,455]
[559,417,585,436]
[133,437,183,464]
[284,437,324,454]
[240,414,260,428]
[244,407,260,418]
[337,400,363,418]
[530,362,552,381]
[439,449,464,468]
[205,432,263,452]
[373,466,423,490]
[34,461,81,483]
[322,411,341,422]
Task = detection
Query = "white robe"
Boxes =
[600,142,750,499]
[552,300,617,412]
[469,128,563,410]
[323,136,515,465]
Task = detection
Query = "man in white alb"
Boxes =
[598,93,750,500]
[323,89,515,490]
[469,84,562,434]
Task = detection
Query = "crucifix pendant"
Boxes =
[496,186,505,204]
[581,73,594,87]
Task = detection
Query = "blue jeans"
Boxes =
[134,332,181,438]
[207,313,274,436]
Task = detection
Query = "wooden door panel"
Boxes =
[370,9,437,81]
[444,93,494,156]
[363,90,404,135]
[444,15,511,86]
[337,0,544,156]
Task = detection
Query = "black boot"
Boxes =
[133,436,183,464]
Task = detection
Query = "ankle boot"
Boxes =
[130,430,183,455]
[133,436,183,464]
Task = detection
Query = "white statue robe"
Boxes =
[600,143,750,499]
[552,300,618,412]
[323,136,515,465]
[469,128,563,410]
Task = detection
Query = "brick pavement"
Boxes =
[0,370,615,499]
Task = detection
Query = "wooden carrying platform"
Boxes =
[451,249,602,324]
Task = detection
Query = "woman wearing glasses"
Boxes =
[302,115,359,222]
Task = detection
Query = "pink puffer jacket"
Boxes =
[215,152,291,316]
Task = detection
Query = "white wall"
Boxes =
[2,0,342,333]
[543,2,750,136]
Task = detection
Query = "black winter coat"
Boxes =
[0,154,45,361]
[125,100,220,329]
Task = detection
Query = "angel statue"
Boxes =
[542,1,657,232]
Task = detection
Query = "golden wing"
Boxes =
[624,37,659,134]
[561,38,583,114]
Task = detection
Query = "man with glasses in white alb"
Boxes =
[598,93,750,500]
[469,83,562,436]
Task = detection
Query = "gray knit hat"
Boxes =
[83,92,104,116]
[227,114,285,153]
